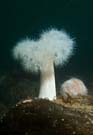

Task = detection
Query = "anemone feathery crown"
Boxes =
[13,28,75,72]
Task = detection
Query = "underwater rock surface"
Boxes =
[0,97,93,135]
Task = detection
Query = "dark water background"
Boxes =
[0,0,93,89]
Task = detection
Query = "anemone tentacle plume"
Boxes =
[40,29,74,66]
[13,28,75,100]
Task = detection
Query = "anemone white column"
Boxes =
[39,60,56,100]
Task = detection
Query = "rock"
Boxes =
[0,96,93,135]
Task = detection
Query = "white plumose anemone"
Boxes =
[13,28,75,100]
[60,78,88,99]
